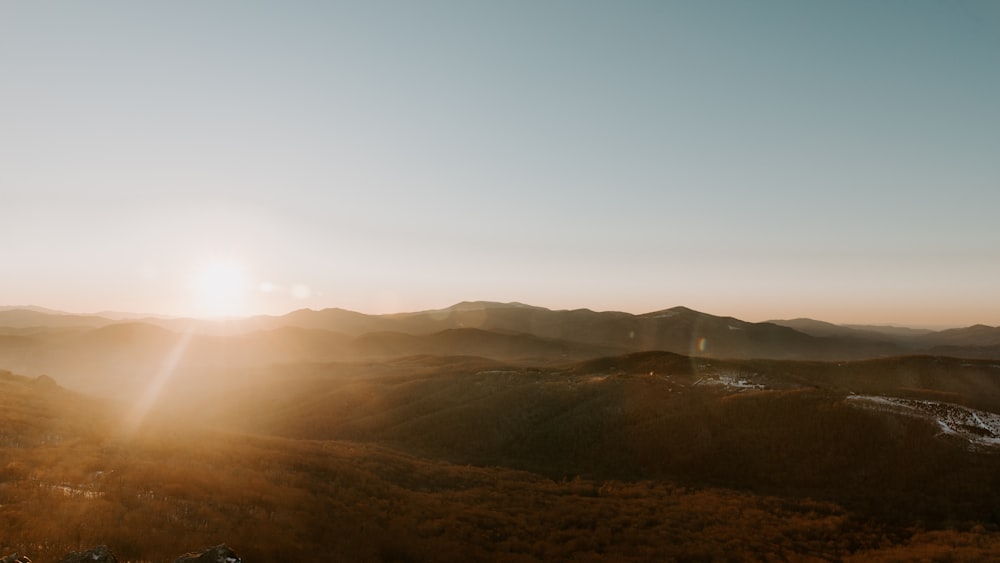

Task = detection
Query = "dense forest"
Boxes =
[3,350,1000,561]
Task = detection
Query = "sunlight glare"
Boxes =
[191,262,251,318]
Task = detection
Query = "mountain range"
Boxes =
[3,301,999,350]
[1,300,997,402]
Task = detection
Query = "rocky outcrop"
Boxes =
[31,374,59,389]
[5,544,240,563]
[56,545,117,563]
[173,544,242,563]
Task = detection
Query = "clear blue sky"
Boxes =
[2,1,998,326]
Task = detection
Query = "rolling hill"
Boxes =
[5,347,1000,561]
[3,302,1000,403]
[5,302,998,363]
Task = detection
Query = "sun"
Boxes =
[190,261,250,318]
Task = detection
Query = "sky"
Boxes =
[2,1,999,326]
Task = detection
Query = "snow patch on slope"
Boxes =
[694,372,765,390]
[846,395,1000,447]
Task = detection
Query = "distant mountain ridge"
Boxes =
[3,301,998,354]
[201,302,907,361]
[768,316,1000,356]
[0,308,117,330]
[2,302,1000,400]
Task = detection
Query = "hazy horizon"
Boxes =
[0,300,974,330]
[3,1,998,328]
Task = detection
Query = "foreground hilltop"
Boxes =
[2,544,240,563]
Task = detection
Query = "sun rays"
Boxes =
[120,325,195,440]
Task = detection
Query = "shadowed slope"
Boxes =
[167,352,1000,532]
[14,367,999,561]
